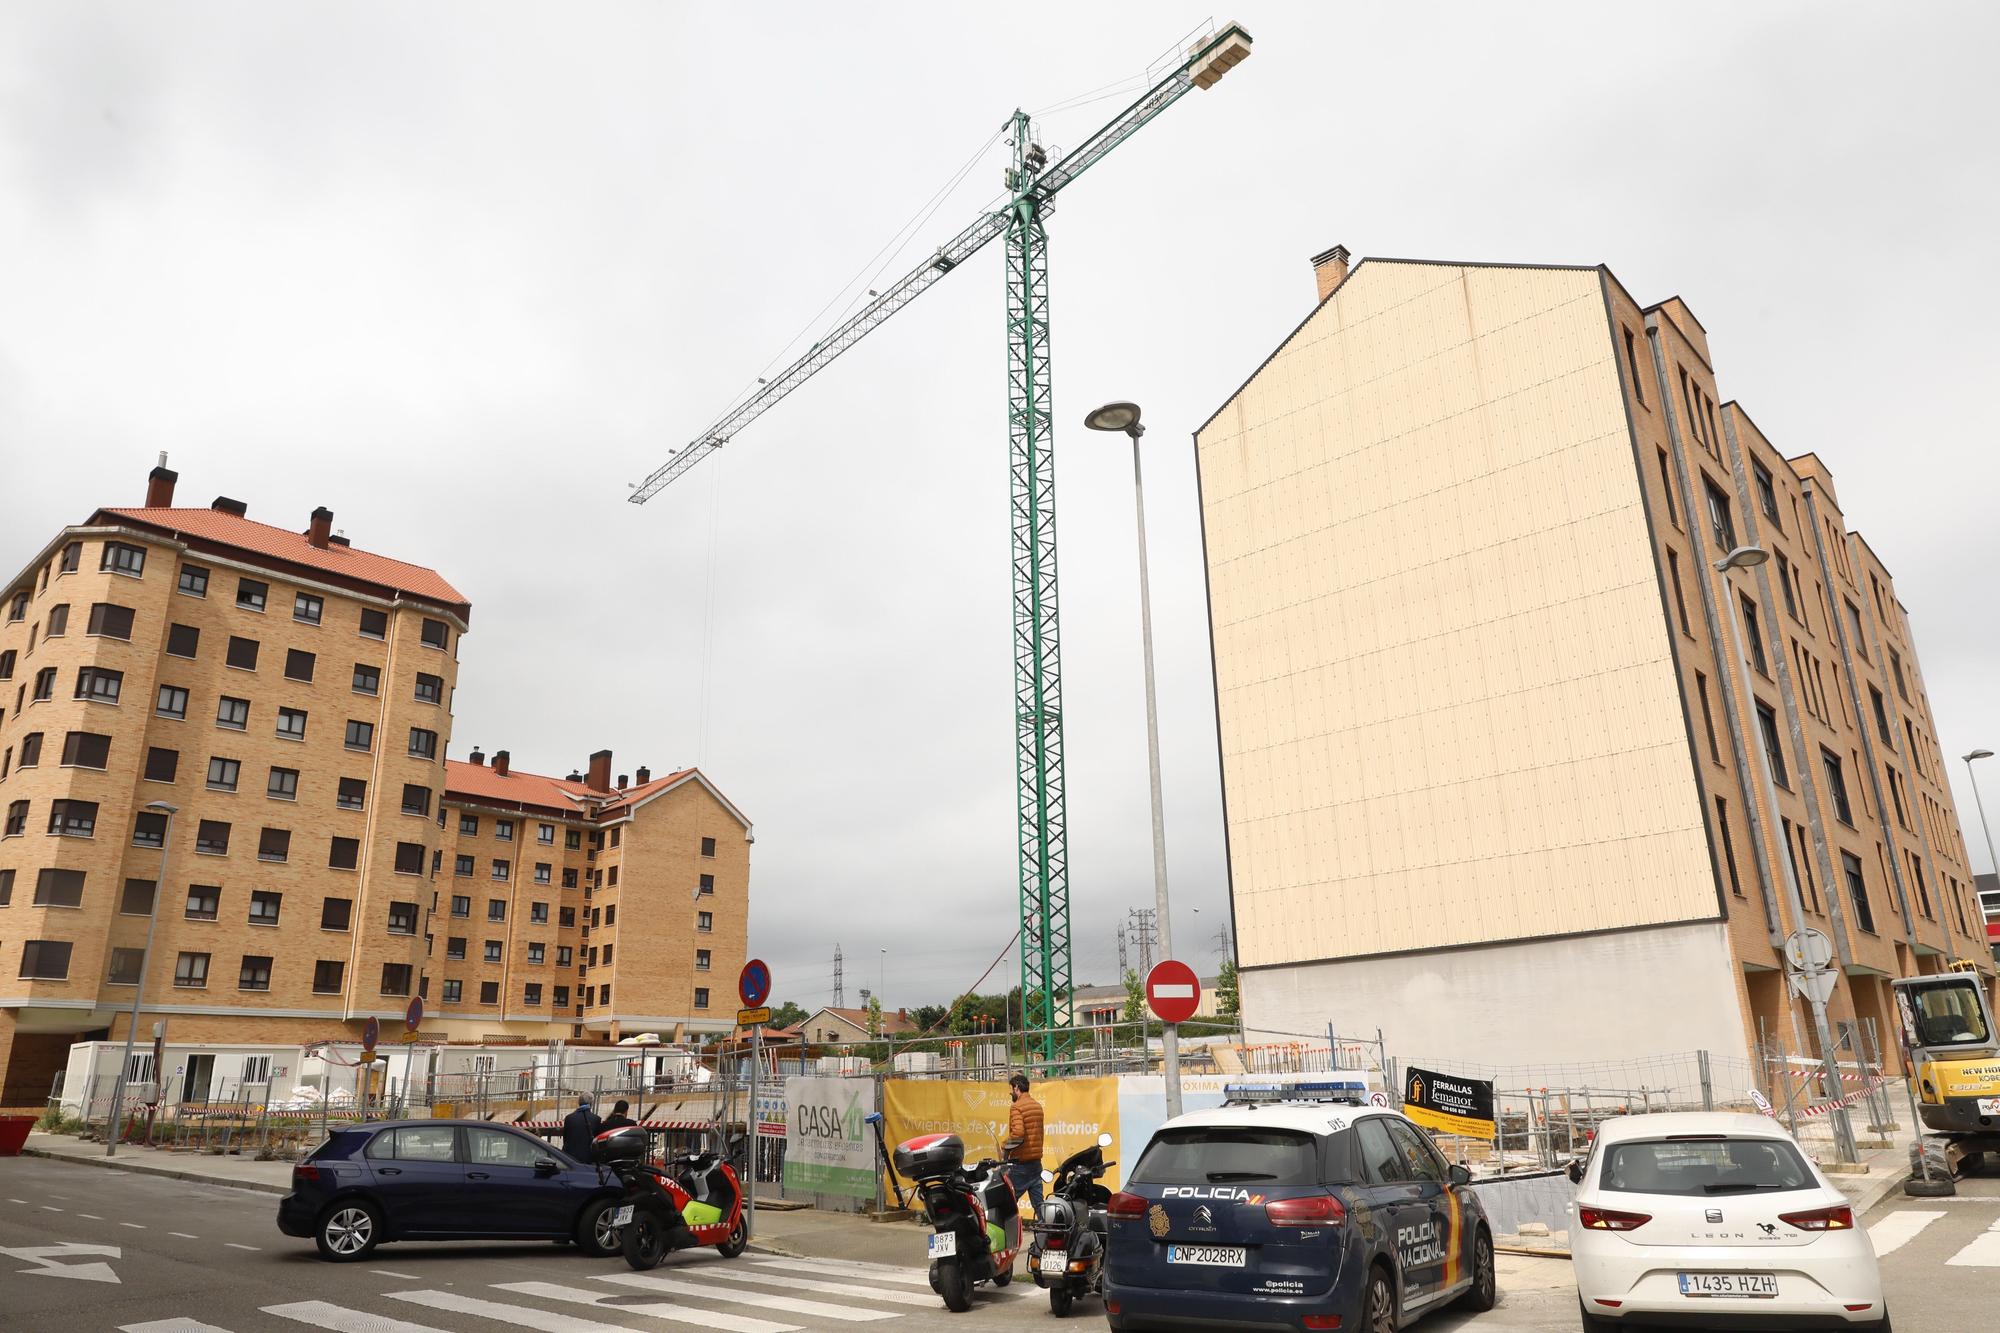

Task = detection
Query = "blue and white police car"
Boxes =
[1103,1080,1498,1332]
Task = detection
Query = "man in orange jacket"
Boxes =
[1002,1073,1046,1213]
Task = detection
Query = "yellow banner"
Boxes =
[883,1077,1123,1189]
[1403,1101,1495,1140]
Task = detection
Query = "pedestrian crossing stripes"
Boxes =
[1867,1208,1944,1256]
[1944,1215,2000,1267]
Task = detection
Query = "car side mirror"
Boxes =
[1448,1164,1472,1188]
[535,1158,561,1176]
[1565,1159,1585,1185]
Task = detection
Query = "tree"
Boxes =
[1122,968,1145,1024]
[865,994,883,1038]
[768,1000,809,1031]
[909,1003,950,1033]
[1216,958,1240,1018]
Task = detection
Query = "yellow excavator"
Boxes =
[1895,965,2000,1196]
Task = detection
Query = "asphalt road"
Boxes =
[2,1156,1995,1331]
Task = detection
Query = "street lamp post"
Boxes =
[1084,400,1181,1116]
[107,801,178,1156]
[1712,547,1857,1163]
[1962,751,1999,889]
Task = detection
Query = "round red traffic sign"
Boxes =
[361,1016,380,1051]
[405,996,425,1033]
[739,958,771,1009]
[1145,960,1201,1025]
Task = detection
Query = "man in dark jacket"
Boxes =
[561,1095,600,1159]
[600,1099,636,1132]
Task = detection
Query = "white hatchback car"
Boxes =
[1570,1112,1887,1331]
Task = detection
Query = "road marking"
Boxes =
[77,1213,104,1220]
[372,1269,424,1280]
[593,1271,898,1321]
[1946,1216,2000,1267]
[42,1206,63,1212]
[121,1223,147,1230]
[224,1242,261,1251]
[0,1241,123,1283]
[745,1256,935,1288]
[679,1265,941,1307]
[122,1321,235,1333]
[395,1287,794,1333]
[265,1301,452,1332]
[7,1198,28,1205]
[493,1282,797,1332]
[1868,1209,1945,1256]
[169,1232,199,1239]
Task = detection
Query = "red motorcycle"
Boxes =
[894,1132,1022,1312]
[593,1126,749,1269]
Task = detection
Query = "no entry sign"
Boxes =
[1145,960,1201,1025]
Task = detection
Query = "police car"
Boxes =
[1103,1081,1497,1332]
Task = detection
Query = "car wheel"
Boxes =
[622,1210,669,1270]
[1458,1227,1498,1311]
[577,1197,623,1257]
[314,1200,381,1262]
[1050,1286,1074,1317]
[940,1257,973,1312]
[1363,1265,1396,1333]
[1578,1298,1618,1332]
[1904,1173,1956,1198]
[716,1214,749,1259]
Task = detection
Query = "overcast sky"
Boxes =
[4,2,1996,1014]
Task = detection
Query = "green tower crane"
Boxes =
[629,23,1253,1060]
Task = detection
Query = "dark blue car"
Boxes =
[277,1119,626,1261]
[1104,1085,1498,1332]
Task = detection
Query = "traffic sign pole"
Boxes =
[738,959,769,1244]
[1146,961,1201,1119]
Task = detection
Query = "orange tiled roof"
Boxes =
[443,760,697,818]
[100,506,469,611]
[815,1006,920,1035]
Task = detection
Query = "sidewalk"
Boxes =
[19,1131,296,1194]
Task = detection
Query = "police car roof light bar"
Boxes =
[1222,1080,1368,1107]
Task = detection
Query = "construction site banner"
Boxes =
[883,1076,1121,1189]
[782,1076,875,1199]
[1402,1065,1496,1139]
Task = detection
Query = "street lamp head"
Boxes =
[1083,401,1144,437]
[1714,545,1770,573]
[1969,749,1996,762]
[144,800,180,814]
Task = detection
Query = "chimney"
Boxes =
[635,766,651,785]
[211,496,248,517]
[586,750,613,792]
[493,750,510,776]
[617,774,628,790]
[1311,243,1351,301]
[145,454,178,508]
[469,747,486,766]
[308,506,334,550]
[566,771,584,782]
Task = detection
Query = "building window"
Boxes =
[401,784,432,817]
[697,911,713,932]
[700,837,717,857]
[257,827,291,862]
[313,960,345,993]
[528,942,545,964]
[293,592,323,625]
[16,733,41,768]
[138,747,178,784]
[559,906,576,928]
[610,828,622,849]
[565,830,581,850]
[107,948,145,986]
[322,897,352,930]
[561,868,577,888]
[1775,551,1799,620]
[61,731,111,769]
[185,885,221,920]
[87,603,135,639]
[173,952,210,988]
[450,894,470,917]
[57,540,82,573]
[1623,327,1647,405]
[102,542,147,577]
[393,842,425,875]
[234,578,268,612]
[217,695,250,729]
[530,901,549,924]
[408,727,437,760]
[357,607,389,640]
[4,591,23,622]
[75,667,123,704]
[420,618,449,650]
[698,874,714,895]
[48,799,99,838]
[488,898,506,921]
[165,622,202,658]
[204,756,242,792]
[1821,748,1853,825]
[495,820,514,842]
[32,867,86,907]
[442,979,463,1003]
[345,719,374,751]
[557,946,573,966]
[381,964,412,996]
[0,648,12,679]
[454,854,473,877]
[1841,851,1875,934]
[132,810,169,848]
[33,665,57,701]
[1889,648,1910,702]
[446,936,466,960]
[157,685,189,719]
[1755,702,1788,788]
[1886,764,1909,828]
[484,940,502,963]
[696,949,712,971]
[238,955,273,991]
[537,823,555,845]
[524,983,543,1006]
[604,904,616,926]
[1666,549,1691,635]
[1704,479,1736,552]
[282,648,317,683]
[693,987,709,1010]
[414,673,443,704]
[1752,461,1781,527]
[387,901,419,934]
[535,863,551,885]
[336,777,367,811]
[1739,596,1767,675]
[178,565,209,597]
[46,603,70,637]
[492,859,510,881]
[276,707,308,741]
[1845,600,1868,659]
[0,868,10,902]
[479,980,499,1004]
[120,879,156,915]
[268,766,299,800]
[599,985,611,1006]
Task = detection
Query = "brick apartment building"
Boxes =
[0,463,748,1106]
[1200,249,1991,1071]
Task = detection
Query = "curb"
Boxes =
[1495,1244,1571,1260]
[1840,1165,1909,1219]
[22,1146,291,1196]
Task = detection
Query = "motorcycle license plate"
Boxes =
[1168,1244,1246,1267]
[1040,1251,1068,1275]
[1678,1272,1778,1298]
[610,1206,635,1227]
[928,1231,957,1258]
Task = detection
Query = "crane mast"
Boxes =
[630,24,1253,1062]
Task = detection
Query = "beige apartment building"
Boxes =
[0,463,749,1107]
[1198,249,1991,1071]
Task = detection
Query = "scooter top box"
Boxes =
[893,1132,965,1179]
[592,1125,651,1163]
